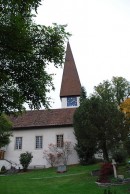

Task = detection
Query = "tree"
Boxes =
[75,140,96,165]
[43,142,73,167]
[0,0,70,114]
[120,98,130,156]
[0,114,12,148]
[94,76,129,106]
[43,146,60,167]
[112,76,129,105]
[74,97,99,164]
[61,141,73,165]
[74,96,129,162]
[120,98,130,120]
[80,86,87,104]
[19,152,33,171]
[93,77,130,160]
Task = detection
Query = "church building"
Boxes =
[0,42,81,169]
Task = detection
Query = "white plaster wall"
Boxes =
[5,127,79,168]
[77,97,80,107]
[61,97,80,108]
[61,97,67,108]
[0,160,12,170]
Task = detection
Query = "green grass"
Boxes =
[0,164,130,194]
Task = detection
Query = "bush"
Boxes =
[19,152,33,171]
[43,142,73,167]
[97,162,113,183]
[1,165,6,174]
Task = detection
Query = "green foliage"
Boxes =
[112,76,129,105]
[0,114,12,148]
[80,86,87,104]
[0,0,41,14]
[0,0,70,114]
[124,137,130,156]
[74,76,130,163]
[94,76,129,106]
[74,95,129,162]
[1,165,6,173]
[75,141,96,165]
[19,152,33,171]
[74,97,99,163]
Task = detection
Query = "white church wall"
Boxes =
[5,126,79,168]
[0,160,12,170]
[61,97,67,108]
[77,97,80,107]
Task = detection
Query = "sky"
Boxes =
[35,0,130,109]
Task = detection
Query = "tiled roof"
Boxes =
[10,108,76,129]
[60,42,81,97]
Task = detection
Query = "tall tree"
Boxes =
[74,96,129,162]
[0,0,70,114]
[74,97,99,164]
[120,98,130,156]
[80,86,87,104]
[94,76,129,106]
[112,76,130,105]
[120,98,130,119]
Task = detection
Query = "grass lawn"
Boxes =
[0,164,130,194]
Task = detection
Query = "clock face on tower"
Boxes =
[67,97,77,107]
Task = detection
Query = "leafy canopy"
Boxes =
[120,98,130,119]
[0,114,12,148]
[0,0,70,114]
[74,77,130,162]
[94,76,129,105]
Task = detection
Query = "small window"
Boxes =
[56,135,64,148]
[15,137,22,150]
[35,136,43,149]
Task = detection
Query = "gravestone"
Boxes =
[57,165,67,173]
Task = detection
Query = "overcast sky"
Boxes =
[35,0,130,109]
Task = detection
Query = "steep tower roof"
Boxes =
[60,42,81,97]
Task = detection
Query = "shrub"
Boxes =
[1,165,6,173]
[43,150,58,167]
[97,162,113,183]
[43,141,73,167]
[19,152,33,171]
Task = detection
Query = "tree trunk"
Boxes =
[102,142,109,162]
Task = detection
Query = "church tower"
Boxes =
[60,42,81,108]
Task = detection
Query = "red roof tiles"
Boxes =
[10,108,76,129]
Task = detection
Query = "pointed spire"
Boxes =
[60,42,81,97]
